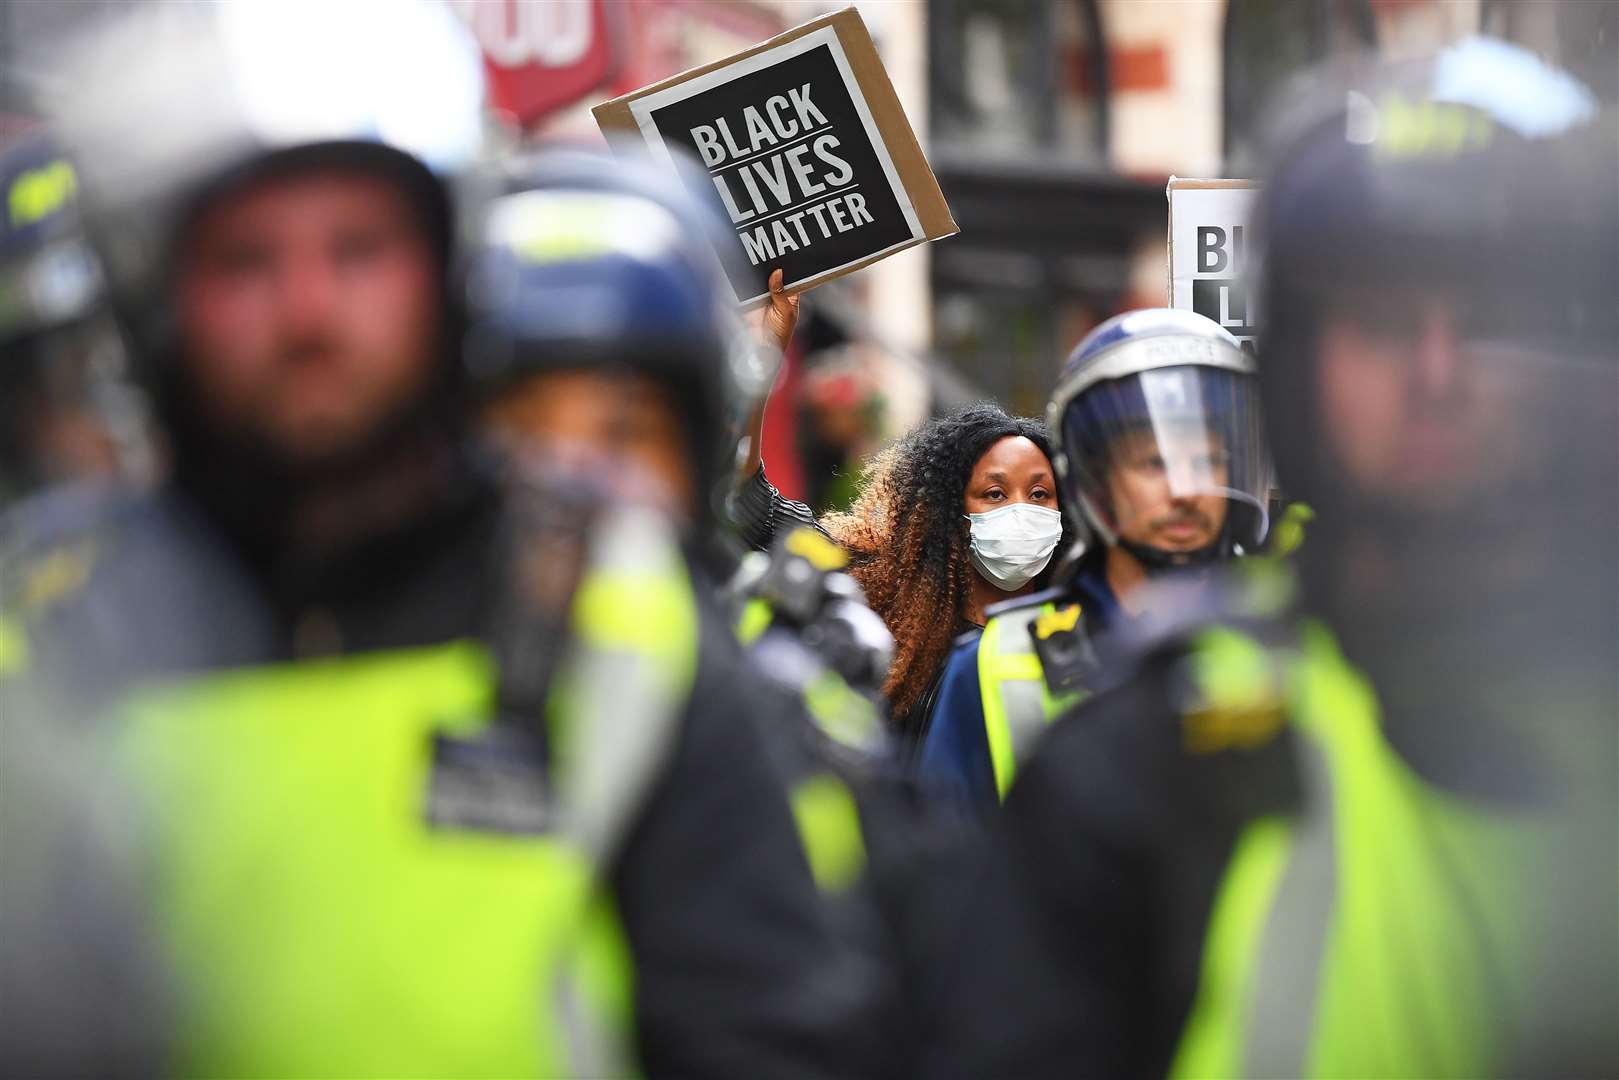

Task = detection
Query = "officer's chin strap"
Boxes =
[486,463,603,728]
[1117,537,1224,575]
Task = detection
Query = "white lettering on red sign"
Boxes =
[452,0,592,69]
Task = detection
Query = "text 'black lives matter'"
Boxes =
[649,42,912,301]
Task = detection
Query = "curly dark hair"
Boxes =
[821,402,1065,732]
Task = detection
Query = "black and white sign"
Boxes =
[616,23,928,305]
[1168,179,1259,353]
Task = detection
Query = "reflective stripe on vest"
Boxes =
[790,772,867,894]
[553,505,699,866]
[734,617,876,889]
[1171,622,1544,1079]
[113,510,697,1078]
[979,603,1083,799]
[736,597,773,646]
[0,613,26,678]
[732,603,876,891]
[802,667,886,756]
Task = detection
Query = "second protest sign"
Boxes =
[1167,178,1259,353]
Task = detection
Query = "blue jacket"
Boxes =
[917,558,1120,815]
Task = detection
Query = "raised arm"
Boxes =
[728,269,827,550]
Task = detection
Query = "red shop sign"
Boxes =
[454,0,618,128]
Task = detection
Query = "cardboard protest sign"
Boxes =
[594,7,956,306]
[1168,178,1259,353]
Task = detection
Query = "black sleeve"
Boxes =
[728,464,826,552]
[609,614,884,1079]
[921,679,1163,1080]
[923,663,1303,1080]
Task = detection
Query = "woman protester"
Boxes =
[733,275,1069,746]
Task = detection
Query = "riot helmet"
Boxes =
[40,0,488,380]
[464,146,763,527]
[1253,38,1615,534]
[1048,308,1270,572]
[37,0,493,527]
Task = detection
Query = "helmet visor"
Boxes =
[1062,365,1270,552]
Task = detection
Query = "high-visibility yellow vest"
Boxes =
[977,601,1086,799]
[105,517,699,1078]
[1171,621,1590,1078]
[974,522,1309,803]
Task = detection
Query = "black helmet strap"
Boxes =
[1116,534,1226,575]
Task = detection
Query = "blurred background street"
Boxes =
[6,0,1612,512]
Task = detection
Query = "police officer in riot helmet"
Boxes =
[11,1,491,694]
[470,146,896,731]
[929,41,1617,1079]
[1253,54,1619,1070]
[1053,310,1270,600]
[919,308,1271,810]
[469,146,957,1078]
[4,4,876,1076]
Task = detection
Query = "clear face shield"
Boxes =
[1062,365,1271,562]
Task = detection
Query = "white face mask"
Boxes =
[965,503,1065,591]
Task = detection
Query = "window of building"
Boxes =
[929,0,1108,164]
[1222,0,1377,167]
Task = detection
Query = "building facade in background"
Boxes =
[2,0,1612,503]
[927,0,1615,419]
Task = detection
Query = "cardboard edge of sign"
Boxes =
[1165,176,1259,313]
[592,6,958,306]
[1165,177,1259,192]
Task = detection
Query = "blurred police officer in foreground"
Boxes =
[931,39,1617,1078]
[470,147,992,1079]
[920,310,1270,809]
[2,3,873,1076]
[469,147,906,1073]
